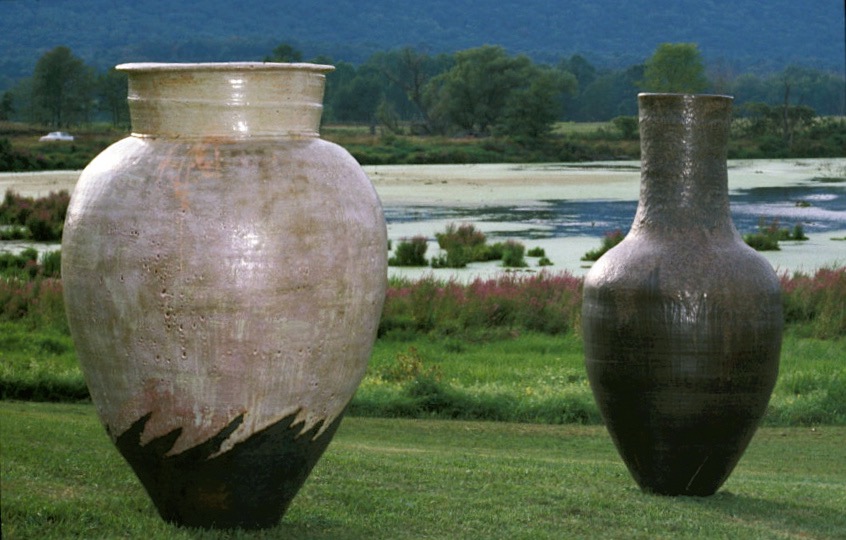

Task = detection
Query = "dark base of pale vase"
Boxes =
[114,410,344,529]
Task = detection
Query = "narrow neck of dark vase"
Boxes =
[631,94,735,238]
[117,62,334,139]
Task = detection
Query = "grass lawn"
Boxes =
[2,326,844,425]
[358,331,845,426]
[2,401,845,539]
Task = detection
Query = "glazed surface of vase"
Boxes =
[62,62,388,528]
[581,93,782,496]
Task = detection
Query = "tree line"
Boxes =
[2,43,844,145]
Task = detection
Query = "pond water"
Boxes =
[384,182,846,239]
[383,159,846,279]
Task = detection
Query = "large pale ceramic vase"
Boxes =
[62,63,387,528]
[582,93,782,496]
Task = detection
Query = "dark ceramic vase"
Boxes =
[62,63,387,528]
[581,93,783,496]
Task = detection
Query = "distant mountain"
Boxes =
[1,0,844,90]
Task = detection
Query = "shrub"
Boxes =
[389,236,429,266]
[744,231,781,251]
[26,209,57,241]
[0,190,70,242]
[435,223,487,251]
[430,247,471,269]
[790,223,808,241]
[527,247,546,257]
[0,276,68,334]
[0,225,28,240]
[40,250,61,278]
[501,240,527,267]
[432,223,489,268]
[380,272,583,337]
[781,267,846,339]
[0,248,40,279]
[0,138,49,171]
[581,229,625,261]
[745,218,809,251]
[0,248,61,280]
[611,116,639,139]
[430,224,535,268]
[380,346,442,383]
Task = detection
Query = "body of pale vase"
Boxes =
[62,63,387,528]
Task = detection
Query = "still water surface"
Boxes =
[384,182,846,239]
[383,160,846,278]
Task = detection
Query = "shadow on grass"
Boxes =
[273,521,371,540]
[153,516,369,540]
[675,491,846,536]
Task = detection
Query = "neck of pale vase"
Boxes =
[630,93,736,238]
[118,62,334,139]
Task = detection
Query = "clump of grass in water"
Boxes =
[0,190,70,242]
[389,235,429,266]
[744,218,809,251]
[581,229,624,261]
[431,222,488,268]
[501,240,527,268]
[522,246,554,266]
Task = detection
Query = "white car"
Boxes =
[39,131,74,141]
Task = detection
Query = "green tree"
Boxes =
[739,101,816,150]
[368,47,453,133]
[3,78,33,123]
[578,65,643,120]
[778,65,845,116]
[329,64,383,128]
[560,54,596,90]
[557,54,594,121]
[264,43,303,62]
[425,45,534,135]
[0,91,13,121]
[640,43,708,93]
[731,73,771,104]
[97,69,129,127]
[499,67,576,141]
[31,46,94,127]
[611,116,639,139]
[730,66,845,117]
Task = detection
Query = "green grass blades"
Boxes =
[766,332,846,425]
[2,402,845,539]
[356,332,599,424]
[0,323,85,401]
[359,332,846,426]
[2,324,844,426]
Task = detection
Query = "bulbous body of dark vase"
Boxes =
[582,93,782,496]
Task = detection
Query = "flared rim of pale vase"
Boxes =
[115,62,335,74]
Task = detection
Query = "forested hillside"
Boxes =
[1,0,843,91]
